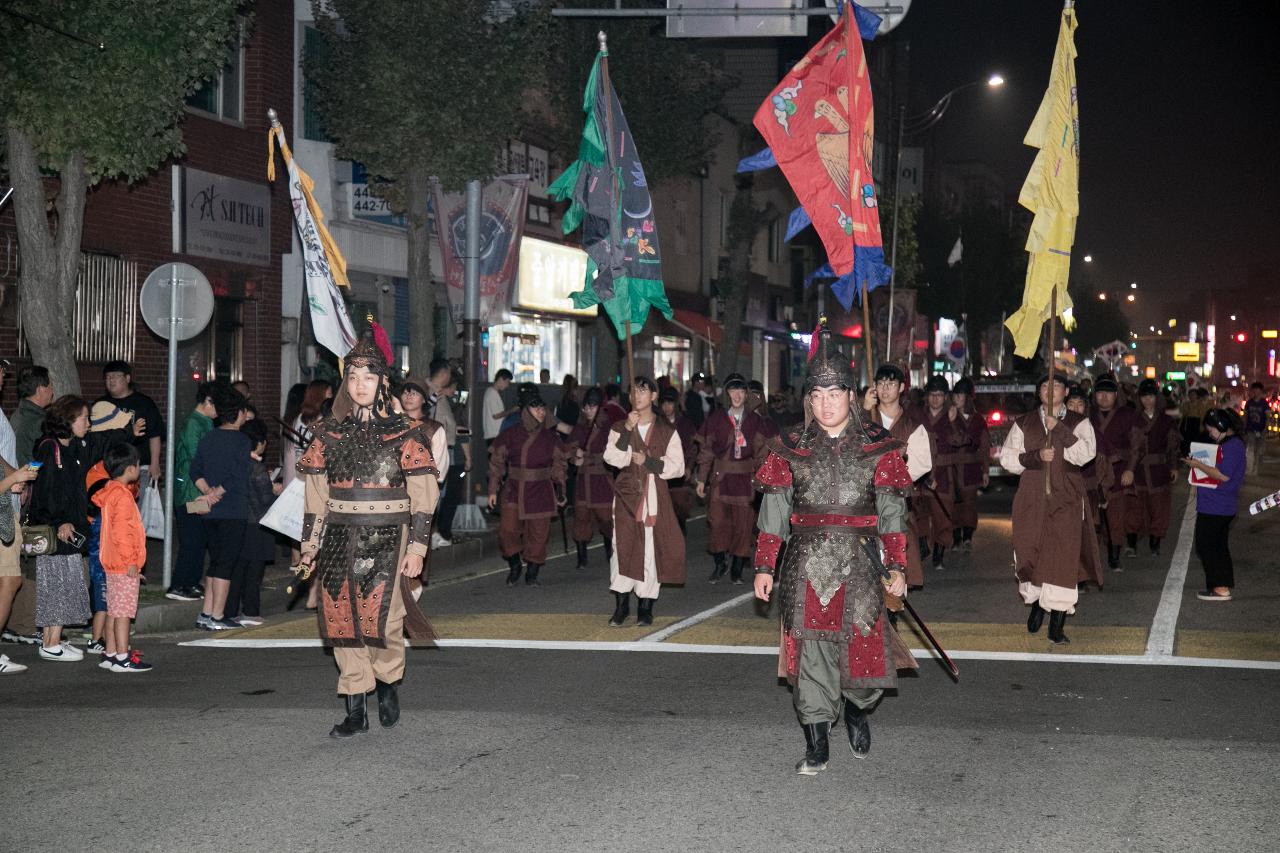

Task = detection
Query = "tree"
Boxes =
[305,0,544,376]
[0,0,242,394]
[715,168,776,383]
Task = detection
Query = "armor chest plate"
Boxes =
[789,438,880,513]
[325,423,405,489]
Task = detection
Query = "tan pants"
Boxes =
[499,503,551,564]
[333,575,406,695]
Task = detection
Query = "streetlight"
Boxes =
[1083,254,1093,263]
[1130,282,1138,289]
[1098,292,1107,301]
[1127,294,1136,302]
[885,73,1005,360]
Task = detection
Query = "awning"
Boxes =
[670,308,723,347]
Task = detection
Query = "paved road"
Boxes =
[5,472,1279,851]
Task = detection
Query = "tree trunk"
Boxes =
[714,184,761,383]
[405,165,435,377]
[595,312,620,385]
[7,123,85,396]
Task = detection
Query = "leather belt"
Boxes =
[715,459,756,475]
[508,468,551,482]
[790,513,878,529]
[326,498,410,514]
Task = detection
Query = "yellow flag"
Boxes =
[1006,2,1079,358]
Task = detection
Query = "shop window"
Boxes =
[17,252,137,362]
[488,316,578,385]
[206,298,244,383]
[187,22,245,123]
[653,335,691,385]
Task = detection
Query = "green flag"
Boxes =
[548,48,671,339]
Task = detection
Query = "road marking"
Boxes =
[178,636,1280,670]
[1145,490,1197,657]
[637,591,755,642]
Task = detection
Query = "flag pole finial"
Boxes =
[597,30,607,53]
[266,108,280,129]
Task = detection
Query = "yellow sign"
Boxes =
[1173,341,1201,362]
[1263,330,1278,339]
[515,237,595,317]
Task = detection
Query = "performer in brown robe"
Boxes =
[919,375,963,571]
[659,386,698,535]
[999,372,1100,644]
[694,373,768,584]
[566,387,621,568]
[754,325,915,775]
[1067,387,1105,591]
[1089,375,1140,570]
[863,364,932,589]
[297,333,440,738]
[1127,378,1180,556]
[748,379,781,440]
[488,386,568,587]
[950,377,990,552]
[603,377,686,627]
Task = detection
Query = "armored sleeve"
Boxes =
[753,450,794,573]
[874,450,910,571]
[405,465,439,559]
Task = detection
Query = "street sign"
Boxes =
[1166,371,1187,381]
[1173,341,1201,362]
[1263,330,1278,339]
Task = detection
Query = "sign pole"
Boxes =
[459,178,486,530]
[162,265,180,590]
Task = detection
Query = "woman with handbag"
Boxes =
[27,396,93,662]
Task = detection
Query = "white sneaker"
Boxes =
[39,643,84,662]
[237,616,264,627]
[431,532,452,548]
[0,654,27,674]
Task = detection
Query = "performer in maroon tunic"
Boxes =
[753,326,915,775]
[694,373,769,584]
[1127,379,1180,556]
[1089,375,1140,570]
[949,377,990,552]
[748,379,780,440]
[488,386,568,586]
[659,386,698,535]
[919,375,963,571]
[566,387,621,568]
[1068,386,1106,591]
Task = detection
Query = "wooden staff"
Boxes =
[598,31,635,387]
[844,5,875,383]
[1045,287,1057,497]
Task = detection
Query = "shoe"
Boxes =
[165,587,199,601]
[1124,534,1137,558]
[1,629,41,646]
[524,563,541,586]
[603,537,613,563]
[1196,589,1233,601]
[931,544,946,571]
[237,616,265,627]
[575,541,589,569]
[211,617,242,630]
[85,638,106,655]
[109,651,152,673]
[375,680,400,728]
[98,654,115,670]
[844,701,871,759]
[330,692,369,738]
[505,555,523,586]
[39,642,83,662]
[191,583,206,597]
[0,654,27,674]
[708,552,728,584]
[1108,545,1122,571]
[636,598,654,627]
[796,723,830,775]
[1027,602,1046,634]
[1047,609,1070,645]
[195,613,214,630]
[1149,536,1161,556]
[431,532,452,549]
[608,592,630,627]
[729,555,747,585]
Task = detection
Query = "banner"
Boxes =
[430,175,529,329]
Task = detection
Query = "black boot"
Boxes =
[844,701,871,759]
[636,598,654,626]
[1108,544,1122,571]
[1149,536,1161,556]
[1027,602,1046,634]
[931,543,946,571]
[608,592,630,627]
[796,722,830,775]
[729,556,746,585]
[505,555,523,586]
[1124,533,1138,558]
[677,517,687,536]
[603,537,613,563]
[374,680,400,729]
[708,552,728,583]
[962,527,975,553]
[525,563,541,586]
[329,692,369,738]
[576,541,589,569]
[1048,609,1070,645]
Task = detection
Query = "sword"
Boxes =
[900,597,959,681]
[558,504,570,554]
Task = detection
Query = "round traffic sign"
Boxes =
[139,263,214,342]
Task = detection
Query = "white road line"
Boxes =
[177,636,1280,670]
[637,591,755,642]
[1145,490,1198,657]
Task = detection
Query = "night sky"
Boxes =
[890,0,1280,328]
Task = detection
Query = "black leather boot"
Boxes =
[844,701,871,759]
[525,563,541,586]
[505,555,523,586]
[953,528,963,547]
[1048,609,1070,644]
[708,552,728,583]
[1027,602,1046,634]
[1125,533,1138,558]
[1149,536,1161,556]
[603,537,613,563]
[931,543,946,571]
[608,592,630,627]
[962,527,975,552]
[1108,544,1122,570]
[576,541,589,569]
[329,692,369,738]
[374,680,400,729]
[636,598,654,626]
[796,723,830,775]
[729,556,746,585]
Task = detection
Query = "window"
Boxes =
[187,24,244,123]
[17,252,137,362]
[302,26,331,142]
[719,191,729,248]
[767,217,781,263]
[206,299,244,382]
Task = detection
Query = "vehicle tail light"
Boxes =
[987,410,1004,426]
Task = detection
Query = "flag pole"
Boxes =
[1045,286,1057,497]
[597,30,635,387]
[844,5,875,384]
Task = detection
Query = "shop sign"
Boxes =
[347,162,407,227]
[516,237,595,317]
[1173,341,1201,362]
[181,166,271,266]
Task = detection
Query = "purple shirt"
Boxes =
[1196,437,1246,516]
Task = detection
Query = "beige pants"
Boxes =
[333,575,407,695]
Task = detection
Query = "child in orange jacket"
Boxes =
[93,444,152,673]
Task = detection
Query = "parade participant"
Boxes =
[950,377,990,552]
[296,334,440,737]
[1068,386,1105,591]
[863,364,932,589]
[488,386,568,586]
[753,325,915,775]
[1186,409,1246,601]
[567,387,620,568]
[999,372,1100,645]
[659,386,698,535]
[1127,378,1180,556]
[748,379,780,439]
[1089,375,1140,570]
[694,373,769,584]
[602,377,686,627]
[684,373,713,428]
[919,375,962,571]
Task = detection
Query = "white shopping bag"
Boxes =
[259,478,305,542]
[141,482,166,539]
